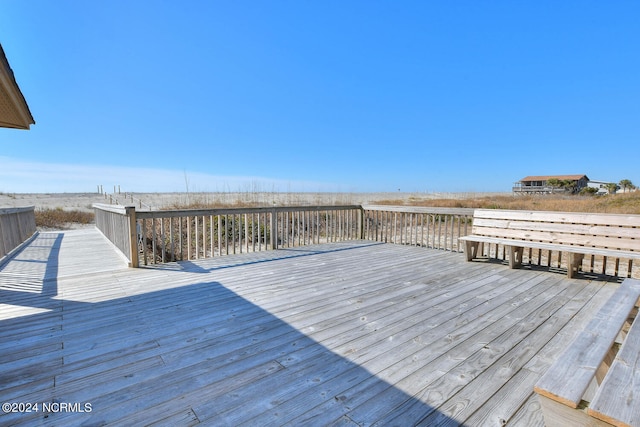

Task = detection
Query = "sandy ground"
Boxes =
[0,191,510,212]
[0,193,106,212]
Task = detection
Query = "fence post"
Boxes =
[358,207,365,240]
[125,206,139,268]
[270,208,278,250]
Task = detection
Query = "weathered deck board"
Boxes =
[0,228,622,426]
[534,277,640,411]
[587,301,640,426]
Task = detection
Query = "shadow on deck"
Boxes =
[0,230,460,425]
[0,228,617,425]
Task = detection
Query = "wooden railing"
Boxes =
[93,204,138,267]
[94,204,475,267]
[363,206,475,252]
[0,206,37,263]
[135,205,363,265]
[102,192,154,209]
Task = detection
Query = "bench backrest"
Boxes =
[471,209,640,252]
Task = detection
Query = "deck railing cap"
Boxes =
[93,203,135,214]
[362,205,475,215]
[0,206,35,215]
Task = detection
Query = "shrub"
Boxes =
[35,208,95,229]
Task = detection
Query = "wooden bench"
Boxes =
[534,278,640,427]
[459,209,640,278]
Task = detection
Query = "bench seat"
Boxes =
[460,209,640,278]
[534,278,640,426]
[459,235,640,277]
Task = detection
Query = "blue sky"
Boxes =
[1,1,638,193]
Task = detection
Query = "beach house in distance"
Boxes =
[512,174,591,195]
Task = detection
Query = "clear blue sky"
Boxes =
[1,1,638,193]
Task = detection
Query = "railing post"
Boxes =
[270,208,278,250]
[125,206,139,268]
[358,207,365,240]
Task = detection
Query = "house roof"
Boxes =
[520,175,589,182]
[0,44,35,130]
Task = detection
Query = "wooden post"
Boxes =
[270,209,278,250]
[125,206,138,268]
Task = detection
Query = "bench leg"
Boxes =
[465,241,479,261]
[567,253,585,279]
[508,246,524,269]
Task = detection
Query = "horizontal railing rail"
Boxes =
[102,192,154,210]
[0,206,37,263]
[120,192,154,210]
[362,206,475,252]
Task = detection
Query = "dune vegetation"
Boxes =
[33,190,640,230]
[377,191,640,214]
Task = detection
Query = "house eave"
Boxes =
[0,44,35,130]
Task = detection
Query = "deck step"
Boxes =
[534,278,640,426]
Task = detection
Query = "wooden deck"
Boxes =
[0,228,621,426]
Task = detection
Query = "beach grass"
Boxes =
[376,192,640,214]
[35,207,95,229]
[31,191,640,229]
